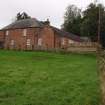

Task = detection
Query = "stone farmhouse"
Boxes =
[0,18,83,51]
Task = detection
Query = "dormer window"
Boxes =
[6,31,9,36]
[23,29,27,36]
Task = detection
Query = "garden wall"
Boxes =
[67,42,97,53]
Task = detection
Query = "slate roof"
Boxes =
[1,18,43,30]
[52,27,83,42]
[1,18,83,42]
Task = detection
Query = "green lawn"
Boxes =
[0,50,100,105]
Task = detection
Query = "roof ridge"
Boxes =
[1,18,43,30]
[51,26,83,42]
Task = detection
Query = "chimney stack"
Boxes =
[44,18,50,26]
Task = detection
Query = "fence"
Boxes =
[97,49,105,105]
[1,42,97,53]
[34,42,97,53]
[67,42,97,53]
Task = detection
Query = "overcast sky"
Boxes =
[0,0,104,28]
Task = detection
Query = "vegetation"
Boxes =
[62,3,105,42]
[62,5,81,36]
[16,12,31,21]
[0,50,100,105]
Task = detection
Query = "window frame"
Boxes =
[38,38,42,46]
[26,39,31,46]
[10,40,15,46]
[6,30,9,36]
[61,38,65,45]
[23,29,27,36]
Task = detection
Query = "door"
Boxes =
[0,42,4,49]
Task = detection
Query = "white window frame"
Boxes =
[62,38,65,45]
[26,39,31,46]
[23,29,27,36]
[38,38,42,46]
[68,39,74,44]
[6,30,9,36]
[10,40,15,46]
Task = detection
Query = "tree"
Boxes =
[16,12,22,20]
[62,5,82,36]
[62,3,105,42]
[81,3,105,41]
[16,12,31,21]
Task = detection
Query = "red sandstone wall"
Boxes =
[54,34,61,48]
[4,27,56,50]
[4,28,41,50]
[54,33,69,49]
[0,31,5,42]
[1,26,70,50]
[41,26,55,49]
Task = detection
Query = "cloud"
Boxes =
[0,0,103,28]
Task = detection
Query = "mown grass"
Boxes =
[0,50,100,105]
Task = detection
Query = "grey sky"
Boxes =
[0,0,104,28]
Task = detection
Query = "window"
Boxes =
[61,38,65,45]
[69,39,74,44]
[23,29,27,36]
[38,38,42,46]
[27,39,31,46]
[6,31,9,36]
[10,40,15,46]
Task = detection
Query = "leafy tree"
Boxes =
[81,3,105,41]
[62,5,82,36]
[16,12,31,21]
[16,12,22,20]
[62,3,105,42]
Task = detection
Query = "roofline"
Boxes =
[51,26,84,42]
[0,26,43,31]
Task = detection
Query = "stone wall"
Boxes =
[2,26,56,50]
[67,42,97,53]
[0,31,5,48]
[0,31,5,42]
[4,28,40,50]
[0,27,98,52]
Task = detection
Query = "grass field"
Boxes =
[0,50,100,105]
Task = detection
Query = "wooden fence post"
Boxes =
[98,48,105,105]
